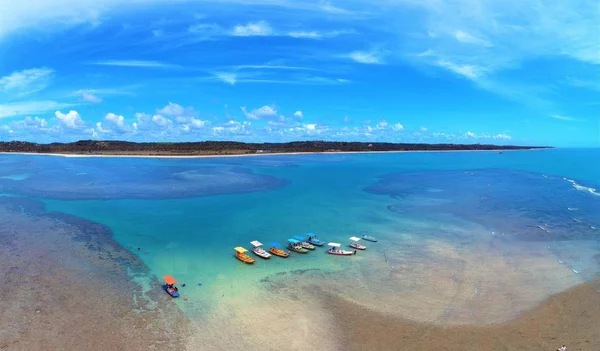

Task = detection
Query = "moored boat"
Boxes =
[250,240,271,259]
[288,238,309,253]
[162,275,180,297]
[349,236,367,250]
[269,242,290,257]
[306,232,325,246]
[361,234,378,242]
[293,235,315,250]
[326,242,356,256]
[234,246,255,264]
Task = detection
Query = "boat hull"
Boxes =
[289,246,309,253]
[327,250,356,256]
[350,243,366,250]
[308,240,324,246]
[235,253,255,264]
[163,285,180,297]
[361,236,378,242]
[269,247,290,257]
[252,248,271,259]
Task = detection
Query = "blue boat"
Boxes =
[293,235,315,250]
[306,232,325,246]
[162,275,180,298]
[361,235,378,242]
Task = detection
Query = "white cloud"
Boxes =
[232,21,273,37]
[0,68,54,96]
[420,126,428,132]
[24,116,48,128]
[551,114,578,121]
[158,102,186,117]
[398,0,599,83]
[55,110,84,129]
[304,123,317,131]
[435,60,481,80]
[104,112,130,132]
[453,30,492,47]
[345,51,382,64]
[89,60,180,68]
[241,105,278,120]
[214,72,237,85]
[343,116,350,123]
[95,122,111,134]
[287,29,353,39]
[152,29,163,37]
[0,101,74,119]
[391,123,404,131]
[151,114,172,127]
[376,120,388,129]
[82,91,102,103]
[293,110,303,119]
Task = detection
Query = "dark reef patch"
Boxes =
[365,168,600,242]
[0,196,190,350]
[0,155,289,200]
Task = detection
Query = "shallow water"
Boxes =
[1,149,599,348]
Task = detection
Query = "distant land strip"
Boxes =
[0,140,551,156]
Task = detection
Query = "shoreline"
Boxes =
[0,148,545,159]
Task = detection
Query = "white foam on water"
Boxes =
[564,178,600,196]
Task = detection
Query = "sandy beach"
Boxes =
[326,279,600,351]
[0,148,543,159]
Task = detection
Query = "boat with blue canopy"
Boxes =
[306,232,324,246]
[361,234,378,242]
[293,235,315,250]
[288,238,309,253]
[269,241,290,257]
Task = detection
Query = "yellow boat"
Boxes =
[234,246,255,264]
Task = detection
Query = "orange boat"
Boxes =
[234,246,255,264]
[269,242,290,257]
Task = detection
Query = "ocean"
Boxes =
[1,149,599,349]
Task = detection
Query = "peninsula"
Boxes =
[0,140,549,156]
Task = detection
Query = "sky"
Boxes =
[0,0,599,146]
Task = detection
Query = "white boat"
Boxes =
[250,240,271,259]
[349,236,366,250]
[326,242,356,256]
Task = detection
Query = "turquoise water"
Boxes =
[1,149,599,336]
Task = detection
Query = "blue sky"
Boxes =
[0,0,599,146]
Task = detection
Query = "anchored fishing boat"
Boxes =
[269,241,290,258]
[250,240,271,259]
[349,236,367,250]
[361,234,378,242]
[293,235,315,250]
[162,275,180,298]
[306,232,325,246]
[234,246,255,264]
[288,238,309,253]
[326,242,356,256]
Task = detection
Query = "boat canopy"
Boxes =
[234,246,248,253]
[293,235,307,241]
[328,242,341,247]
[349,236,361,242]
[163,275,177,285]
[250,240,263,247]
[270,241,282,248]
[307,232,317,237]
[288,238,301,243]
